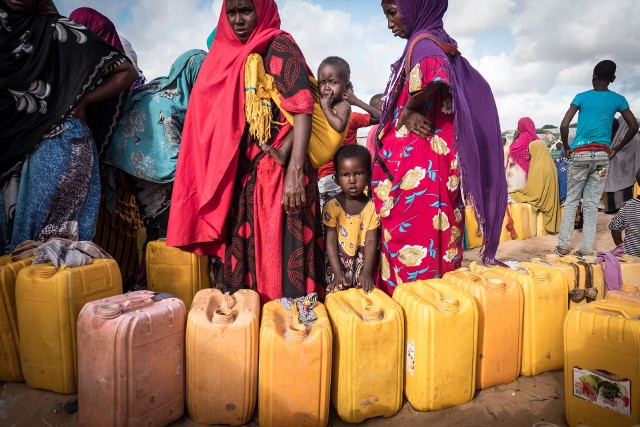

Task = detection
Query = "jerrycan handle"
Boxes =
[592,303,635,319]
[212,292,235,325]
[285,300,308,341]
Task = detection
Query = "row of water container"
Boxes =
[2,246,640,426]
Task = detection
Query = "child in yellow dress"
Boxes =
[323,144,380,293]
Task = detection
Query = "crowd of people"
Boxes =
[2,0,638,305]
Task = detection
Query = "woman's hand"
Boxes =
[397,107,432,138]
[357,272,375,294]
[283,163,305,213]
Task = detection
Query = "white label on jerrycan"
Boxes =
[406,339,415,376]
[572,367,631,416]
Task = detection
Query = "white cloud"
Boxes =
[55,0,640,131]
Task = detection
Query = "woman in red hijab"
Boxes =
[506,117,538,192]
[167,0,323,303]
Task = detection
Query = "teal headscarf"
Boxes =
[206,27,216,50]
[105,49,207,183]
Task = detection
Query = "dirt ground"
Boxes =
[0,212,618,427]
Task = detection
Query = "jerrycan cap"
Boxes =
[437,296,459,312]
[362,305,383,322]
[212,292,235,325]
[533,271,552,282]
[96,303,124,320]
[620,285,640,294]
[486,278,506,292]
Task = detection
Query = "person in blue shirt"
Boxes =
[556,60,639,256]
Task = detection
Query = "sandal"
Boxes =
[555,246,570,257]
[574,250,594,257]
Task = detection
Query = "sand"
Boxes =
[0,212,618,427]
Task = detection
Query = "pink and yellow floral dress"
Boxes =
[372,55,463,295]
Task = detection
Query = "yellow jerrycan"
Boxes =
[325,288,403,423]
[443,268,523,389]
[0,255,32,382]
[551,254,605,309]
[16,259,122,393]
[506,203,535,240]
[186,289,260,425]
[259,299,332,427]
[393,279,477,410]
[564,300,640,427]
[145,239,210,310]
[605,284,640,303]
[469,262,566,376]
[616,254,640,289]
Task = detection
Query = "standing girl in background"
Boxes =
[323,145,379,293]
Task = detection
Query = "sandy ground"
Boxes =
[0,212,618,427]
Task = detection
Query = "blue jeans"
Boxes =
[557,151,609,253]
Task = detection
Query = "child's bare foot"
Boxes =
[262,144,288,166]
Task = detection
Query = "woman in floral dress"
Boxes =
[374,0,506,295]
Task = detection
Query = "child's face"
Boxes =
[336,157,369,199]
[318,64,348,103]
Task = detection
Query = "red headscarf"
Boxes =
[166,0,289,255]
[509,117,538,173]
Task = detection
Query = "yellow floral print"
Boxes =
[400,167,426,190]
[384,228,392,242]
[446,175,460,191]
[450,156,459,170]
[450,226,461,243]
[398,245,427,267]
[430,135,450,155]
[374,179,392,200]
[454,208,463,223]
[381,255,391,281]
[409,63,423,93]
[432,209,450,231]
[443,247,458,263]
[379,197,395,218]
[395,124,409,138]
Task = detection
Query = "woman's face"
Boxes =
[5,0,39,13]
[226,0,258,42]
[381,1,406,39]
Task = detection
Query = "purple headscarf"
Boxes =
[382,0,507,265]
[69,7,124,54]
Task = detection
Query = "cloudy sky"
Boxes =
[55,0,640,132]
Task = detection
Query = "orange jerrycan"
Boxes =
[605,284,640,303]
[186,289,260,425]
[443,268,523,389]
[77,291,186,427]
[259,299,332,427]
[469,262,566,376]
[325,289,403,423]
[393,279,477,410]
[564,300,640,427]
[0,255,32,382]
[16,258,122,394]
[145,239,210,310]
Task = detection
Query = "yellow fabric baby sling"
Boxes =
[244,53,347,169]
